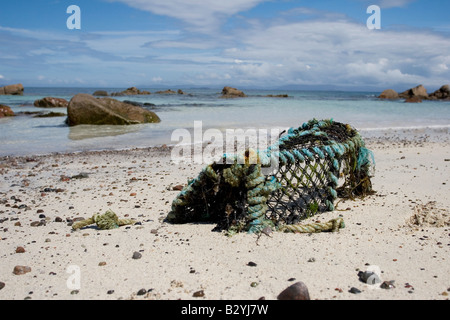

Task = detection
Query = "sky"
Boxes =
[0,0,449,90]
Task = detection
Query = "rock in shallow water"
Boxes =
[66,93,160,126]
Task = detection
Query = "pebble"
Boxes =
[98,261,107,266]
[13,265,31,275]
[132,252,142,260]
[172,185,184,191]
[54,217,63,222]
[349,287,361,294]
[277,281,310,300]
[247,261,257,267]
[137,288,147,296]
[0,282,5,290]
[380,280,395,289]
[15,246,25,253]
[107,290,114,295]
[193,290,205,297]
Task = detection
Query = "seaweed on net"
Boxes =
[166,119,375,234]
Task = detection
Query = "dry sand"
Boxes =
[0,129,449,300]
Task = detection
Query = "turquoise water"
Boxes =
[0,87,449,156]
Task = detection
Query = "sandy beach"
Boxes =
[0,129,449,301]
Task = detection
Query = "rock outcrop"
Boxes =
[0,84,24,95]
[93,90,109,96]
[221,86,246,98]
[0,104,15,118]
[379,84,450,101]
[66,93,161,126]
[111,87,151,96]
[34,97,69,108]
[378,89,399,100]
[399,85,428,99]
[428,85,450,100]
[155,89,177,94]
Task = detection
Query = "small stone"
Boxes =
[37,209,44,214]
[14,222,21,227]
[38,214,46,219]
[193,290,205,297]
[15,246,25,253]
[71,290,79,295]
[55,217,63,222]
[172,185,184,191]
[137,288,147,296]
[132,252,142,260]
[0,282,5,290]
[380,280,395,289]
[13,265,31,275]
[250,282,258,287]
[349,287,361,294]
[98,261,107,266]
[277,281,310,300]
[247,261,257,267]
[107,290,114,295]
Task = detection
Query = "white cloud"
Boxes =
[219,19,450,88]
[378,0,416,8]
[0,74,4,79]
[106,0,267,30]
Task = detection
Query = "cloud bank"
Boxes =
[0,1,449,90]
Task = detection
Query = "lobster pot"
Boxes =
[167,119,374,234]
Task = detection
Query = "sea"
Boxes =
[0,87,449,157]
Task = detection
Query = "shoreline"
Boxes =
[0,130,449,300]
[1,125,449,159]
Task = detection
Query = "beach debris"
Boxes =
[13,265,31,275]
[358,271,381,285]
[168,119,374,235]
[71,209,136,230]
[277,281,311,300]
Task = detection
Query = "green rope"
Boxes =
[72,209,135,230]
